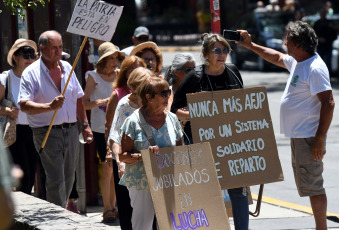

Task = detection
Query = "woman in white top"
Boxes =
[0,39,38,195]
[82,42,125,222]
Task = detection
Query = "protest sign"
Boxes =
[67,0,123,41]
[186,87,284,189]
[142,142,230,230]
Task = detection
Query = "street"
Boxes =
[162,50,339,215]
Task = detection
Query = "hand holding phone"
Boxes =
[223,30,241,41]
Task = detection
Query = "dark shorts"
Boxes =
[93,131,107,162]
[291,137,326,197]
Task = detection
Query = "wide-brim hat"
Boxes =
[130,41,163,73]
[97,42,125,65]
[7,39,37,67]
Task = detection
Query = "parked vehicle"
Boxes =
[229,11,294,71]
[302,14,339,76]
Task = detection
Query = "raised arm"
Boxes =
[237,30,286,69]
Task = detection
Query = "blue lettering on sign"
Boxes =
[171,209,209,229]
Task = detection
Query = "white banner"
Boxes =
[67,0,123,41]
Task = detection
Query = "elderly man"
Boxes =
[238,21,335,229]
[19,30,93,208]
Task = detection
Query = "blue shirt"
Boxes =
[119,109,183,190]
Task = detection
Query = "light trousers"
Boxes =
[128,188,155,230]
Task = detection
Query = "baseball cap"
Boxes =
[134,26,150,38]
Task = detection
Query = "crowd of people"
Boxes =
[0,16,336,230]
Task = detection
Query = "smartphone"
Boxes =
[223,30,241,41]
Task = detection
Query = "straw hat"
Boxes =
[130,41,163,73]
[7,39,37,67]
[97,42,124,65]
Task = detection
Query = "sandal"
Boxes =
[102,210,117,223]
[112,208,119,218]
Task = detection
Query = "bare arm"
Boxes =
[105,91,118,141]
[111,141,125,178]
[19,95,65,115]
[236,30,286,69]
[312,90,335,160]
[0,189,14,230]
[77,97,93,144]
[119,133,142,165]
[82,74,109,110]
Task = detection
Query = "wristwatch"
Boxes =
[82,122,89,127]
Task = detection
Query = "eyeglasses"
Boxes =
[137,36,149,42]
[176,67,195,73]
[144,57,155,63]
[212,47,229,55]
[21,53,37,60]
[155,89,171,98]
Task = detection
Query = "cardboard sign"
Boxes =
[186,87,284,189]
[67,0,123,41]
[142,143,230,230]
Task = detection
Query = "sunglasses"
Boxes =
[137,36,149,42]
[177,67,195,73]
[212,47,229,55]
[156,89,171,98]
[21,53,37,60]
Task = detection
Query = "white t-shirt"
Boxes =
[121,46,134,56]
[280,54,332,138]
[85,70,114,133]
[19,59,84,128]
[0,70,28,124]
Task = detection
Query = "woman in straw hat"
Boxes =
[130,41,164,78]
[82,42,125,222]
[0,38,38,195]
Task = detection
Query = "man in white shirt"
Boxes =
[121,26,150,56]
[19,30,93,208]
[237,21,335,230]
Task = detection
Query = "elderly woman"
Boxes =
[107,67,152,229]
[105,56,146,140]
[171,33,248,230]
[0,39,38,195]
[164,52,196,93]
[83,42,124,222]
[130,41,164,78]
[119,76,183,230]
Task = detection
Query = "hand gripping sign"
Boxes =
[186,87,284,189]
[142,143,231,230]
[39,0,123,152]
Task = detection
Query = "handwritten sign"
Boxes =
[67,0,123,41]
[186,87,284,189]
[142,143,230,230]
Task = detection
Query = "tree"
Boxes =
[1,0,49,19]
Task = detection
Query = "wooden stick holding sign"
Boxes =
[39,0,123,152]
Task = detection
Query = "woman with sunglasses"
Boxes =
[0,39,38,195]
[171,33,248,230]
[119,76,182,230]
[164,52,196,93]
[130,41,164,78]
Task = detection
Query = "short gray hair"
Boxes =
[38,30,62,47]
[286,21,318,55]
[164,52,196,85]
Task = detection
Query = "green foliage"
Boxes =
[2,0,49,20]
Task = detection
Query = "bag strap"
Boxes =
[135,109,156,146]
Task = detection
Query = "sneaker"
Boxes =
[66,201,81,214]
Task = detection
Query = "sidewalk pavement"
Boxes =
[13,191,339,230]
